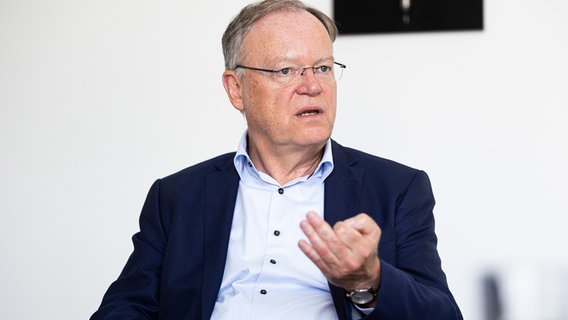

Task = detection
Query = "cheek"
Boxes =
[241,88,279,126]
[324,86,337,117]
[243,83,290,116]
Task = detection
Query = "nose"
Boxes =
[300,67,316,77]
[296,67,322,95]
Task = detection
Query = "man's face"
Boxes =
[235,9,337,151]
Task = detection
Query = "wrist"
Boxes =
[346,286,378,307]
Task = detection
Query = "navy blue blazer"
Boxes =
[91,140,462,320]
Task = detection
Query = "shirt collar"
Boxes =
[233,130,334,186]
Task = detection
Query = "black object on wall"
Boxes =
[334,0,483,34]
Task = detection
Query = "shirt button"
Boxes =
[260,289,267,295]
[273,230,280,236]
[270,259,277,264]
[278,187,284,194]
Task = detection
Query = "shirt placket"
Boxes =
[252,185,288,317]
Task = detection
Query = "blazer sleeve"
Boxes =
[90,180,165,320]
[363,171,463,320]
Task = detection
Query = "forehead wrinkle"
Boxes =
[270,55,335,66]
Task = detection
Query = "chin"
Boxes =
[298,131,331,147]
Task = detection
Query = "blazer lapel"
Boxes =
[325,140,365,320]
[200,158,240,320]
[324,140,364,227]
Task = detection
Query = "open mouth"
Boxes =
[297,109,320,117]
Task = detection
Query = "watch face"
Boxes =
[351,291,374,305]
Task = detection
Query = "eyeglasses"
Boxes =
[234,61,346,85]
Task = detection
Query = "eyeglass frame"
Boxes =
[234,61,346,83]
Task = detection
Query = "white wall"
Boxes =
[1,0,567,319]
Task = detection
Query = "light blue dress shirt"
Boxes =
[210,132,338,320]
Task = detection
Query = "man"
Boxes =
[91,0,463,319]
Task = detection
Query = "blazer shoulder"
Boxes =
[154,152,237,196]
[164,152,235,179]
[332,140,423,179]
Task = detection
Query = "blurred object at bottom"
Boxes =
[482,263,568,320]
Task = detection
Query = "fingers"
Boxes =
[343,213,381,238]
[299,212,345,271]
[298,211,382,290]
[301,212,379,252]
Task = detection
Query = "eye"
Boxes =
[316,65,332,73]
[276,67,295,77]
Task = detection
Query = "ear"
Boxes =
[222,70,245,112]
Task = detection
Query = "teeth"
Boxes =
[299,111,318,116]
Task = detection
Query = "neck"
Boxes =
[247,140,326,186]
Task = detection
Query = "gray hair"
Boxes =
[222,0,338,71]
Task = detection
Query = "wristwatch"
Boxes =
[346,287,378,306]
